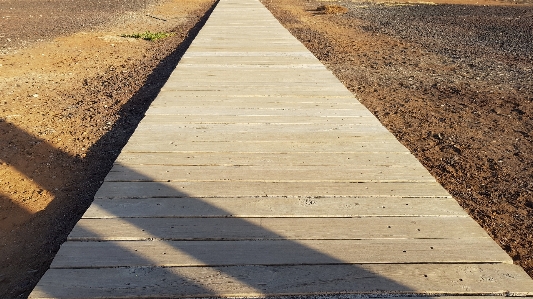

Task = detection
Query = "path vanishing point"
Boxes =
[31,0,533,297]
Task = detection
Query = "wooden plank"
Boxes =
[126,131,394,144]
[124,134,401,147]
[179,56,321,64]
[140,114,376,123]
[114,152,423,167]
[30,264,533,298]
[150,93,362,102]
[147,101,367,110]
[184,45,313,53]
[93,181,451,199]
[162,75,342,85]
[121,140,409,153]
[83,197,467,218]
[163,69,339,82]
[178,63,325,69]
[193,30,295,35]
[50,239,511,268]
[183,51,315,57]
[131,122,387,133]
[69,217,490,241]
[141,114,376,125]
[158,87,354,97]
[142,107,367,117]
[30,264,532,298]
[127,130,394,141]
[104,164,435,182]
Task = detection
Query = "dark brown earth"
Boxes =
[0,0,532,297]
[262,0,533,277]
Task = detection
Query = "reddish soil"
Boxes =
[0,0,216,297]
[0,0,532,297]
[262,0,533,278]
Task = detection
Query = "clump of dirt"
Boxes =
[316,4,349,14]
[0,0,216,297]
[263,0,533,278]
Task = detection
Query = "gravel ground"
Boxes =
[0,0,158,53]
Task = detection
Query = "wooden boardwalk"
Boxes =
[31,0,533,297]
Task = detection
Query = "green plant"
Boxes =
[121,31,175,41]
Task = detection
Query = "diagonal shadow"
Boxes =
[0,120,82,230]
[32,167,415,297]
[0,120,87,296]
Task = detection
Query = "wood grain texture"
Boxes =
[94,181,451,199]
[31,264,533,298]
[113,152,423,167]
[69,217,488,241]
[50,239,512,268]
[104,164,435,182]
[83,197,467,218]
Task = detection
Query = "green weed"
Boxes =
[121,31,175,41]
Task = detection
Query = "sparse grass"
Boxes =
[121,31,175,41]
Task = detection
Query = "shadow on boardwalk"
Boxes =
[0,95,412,296]
[33,172,414,297]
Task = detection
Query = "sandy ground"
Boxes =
[0,0,216,297]
[0,0,532,297]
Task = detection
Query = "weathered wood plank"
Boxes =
[146,103,369,113]
[178,52,324,63]
[183,45,315,53]
[158,87,354,97]
[104,164,434,182]
[149,97,365,106]
[130,130,398,143]
[31,264,533,298]
[142,106,366,117]
[138,118,378,129]
[126,132,396,144]
[94,181,451,199]
[114,152,423,167]
[50,239,511,268]
[83,197,466,218]
[183,51,315,57]
[178,64,327,70]
[69,217,490,241]
[163,69,340,83]
[131,123,387,133]
[179,56,321,64]
[121,140,409,153]
[140,114,375,123]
